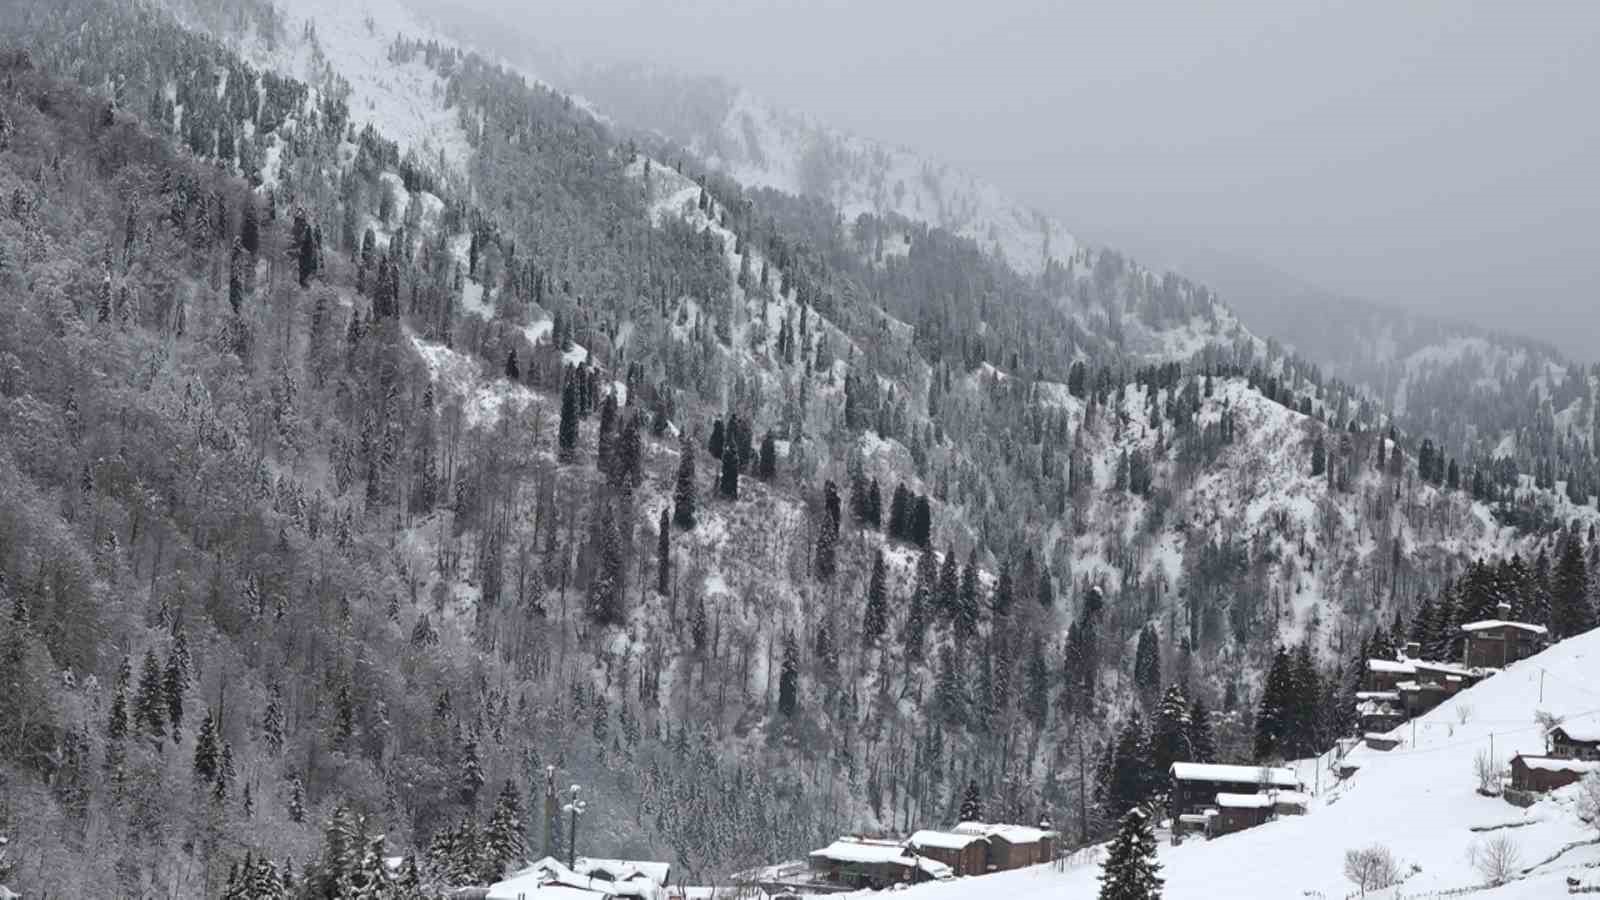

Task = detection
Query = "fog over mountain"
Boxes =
[420,0,1600,362]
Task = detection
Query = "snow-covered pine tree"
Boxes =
[133,648,165,741]
[862,551,888,646]
[1098,808,1163,900]
[778,631,800,717]
[484,779,527,881]
[1150,685,1192,774]
[959,779,982,822]
[673,432,697,530]
[193,710,219,783]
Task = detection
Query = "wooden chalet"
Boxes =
[1207,793,1275,837]
[806,838,951,890]
[1548,724,1600,760]
[1460,602,1548,669]
[906,830,988,876]
[950,822,1056,870]
[1168,762,1300,819]
[1510,755,1600,793]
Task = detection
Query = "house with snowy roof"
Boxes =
[1168,762,1301,833]
[573,858,672,891]
[949,822,1057,870]
[1460,601,1548,668]
[905,829,990,875]
[489,857,646,900]
[1509,754,1600,793]
[806,837,952,889]
[1547,723,1600,760]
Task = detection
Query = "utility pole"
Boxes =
[543,765,557,860]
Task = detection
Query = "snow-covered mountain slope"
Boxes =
[565,65,1077,280]
[176,0,472,174]
[841,628,1600,899]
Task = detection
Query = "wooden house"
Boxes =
[1460,602,1548,669]
[1355,692,1405,734]
[1548,724,1600,760]
[1207,793,1275,837]
[950,823,1057,870]
[1168,763,1300,819]
[906,830,988,876]
[806,838,951,889]
[1510,755,1600,793]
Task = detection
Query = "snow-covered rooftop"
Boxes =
[951,822,1056,843]
[810,838,914,865]
[1355,691,1400,701]
[575,859,673,887]
[1214,793,1276,809]
[1367,659,1416,674]
[1169,763,1299,788]
[908,830,988,850]
[1516,756,1600,774]
[1553,723,1600,743]
[1460,619,1548,635]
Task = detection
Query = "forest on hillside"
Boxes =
[1,1,1599,898]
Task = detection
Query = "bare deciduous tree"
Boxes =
[1473,749,1500,795]
[1577,771,1600,835]
[1343,844,1399,895]
[1467,835,1521,885]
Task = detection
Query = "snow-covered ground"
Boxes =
[826,629,1600,900]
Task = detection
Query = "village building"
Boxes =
[949,822,1057,870]
[1355,691,1405,733]
[806,838,951,889]
[574,859,673,891]
[490,857,647,900]
[1460,602,1549,668]
[1168,762,1301,820]
[905,830,989,876]
[1509,755,1600,793]
[1208,793,1275,837]
[1547,724,1600,760]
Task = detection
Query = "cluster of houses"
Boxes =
[1167,762,1308,841]
[484,857,674,900]
[800,821,1058,890]
[1359,602,1549,740]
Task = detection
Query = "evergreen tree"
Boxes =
[1150,685,1192,774]
[460,732,486,806]
[107,655,131,742]
[959,779,982,822]
[937,547,961,622]
[484,779,527,881]
[719,420,740,499]
[1186,697,1216,764]
[558,369,579,462]
[1551,531,1593,639]
[1254,646,1293,761]
[1024,635,1050,731]
[813,481,840,581]
[1101,714,1155,817]
[504,348,520,381]
[296,209,317,287]
[903,550,932,663]
[288,776,306,824]
[862,551,888,646]
[162,648,186,742]
[1097,808,1163,900]
[911,495,933,548]
[193,709,219,783]
[133,648,165,741]
[956,550,981,642]
[778,631,800,717]
[709,418,725,459]
[1133,625,1161,711]
[657,508,671,595]
[673,432,697,529]
[587,500,627,626]
[758,431,777,480]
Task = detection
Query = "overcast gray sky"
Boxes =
[438,0,1600,359]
